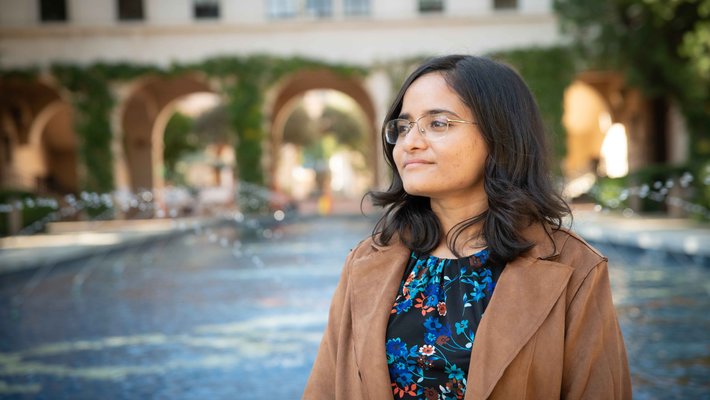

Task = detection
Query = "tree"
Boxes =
[163,112,198,183]
[554,0,710,161]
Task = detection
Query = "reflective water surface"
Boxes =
[0,216,708,399]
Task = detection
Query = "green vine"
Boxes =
[195,55,366,185]
[51,65,116,193]
[9,53,568,192]
[491,46,577,165]
[51,63,163,194]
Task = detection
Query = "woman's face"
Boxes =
[392,72,489,203]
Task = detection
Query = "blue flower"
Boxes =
[424,316,442,331]
[394,361,408,372]
[445,364,465,380]
[425,332,438,345]
[455,320,469,335]
[395,371,414,387]
[386,338,408,358]
[394,298,412,313]
[437,324,452,338]
[470,281,485,301]
[425,293,439,306]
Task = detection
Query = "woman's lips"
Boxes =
[403,159,433,168]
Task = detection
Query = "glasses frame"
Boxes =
[385,113,477,145]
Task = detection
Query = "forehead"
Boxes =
[401,72,468,116]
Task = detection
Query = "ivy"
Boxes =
[186,55,366,185]
[51,65,115,193]
[8,52,572,191]
[491,46,577,165]
[31,56,366,194]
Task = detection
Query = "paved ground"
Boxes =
[0,213,708,399]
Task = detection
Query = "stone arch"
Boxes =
[265,69,379,193]
[0,78,78,193]
[564,70,658,182]
[117,73,218,203]
[562,80,612,179]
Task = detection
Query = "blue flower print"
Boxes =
[455,320,469,335]
[395,298,413,313]
[445,364,465,380]
[386,249,503,399]
[386,338,408,359]
[423,316,443,331]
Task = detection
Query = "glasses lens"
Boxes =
[385,119,409,144]
[424,114,449,140]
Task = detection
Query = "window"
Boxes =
[118,0,144,21]
[267,0,297,19]
[39,0,68,22]
[267,0,332,19]
[194,0,220,19]
[344,0,369,16]
[419,0,444,13]
[305,0,332,18]
[493,0,517,10]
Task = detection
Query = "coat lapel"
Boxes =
[465,223,574,400]
[349,239,410,399]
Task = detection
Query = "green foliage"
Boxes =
[491,47,577,165]
[283,106,318,146]
[49,63,167,194]
[197,55,366,185]
[321,105,368,151]
[554,0,710,163]
[51,65,116,193]
[0,68,39,80]
[163,112,197,183]
[0,190,55,236]
[591,163,709,219]
[24,55,368,196]
[192,105,232,144]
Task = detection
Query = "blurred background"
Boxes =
[0,0,708,399]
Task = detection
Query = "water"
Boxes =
[595,242,710,399]
[0,216,708,399]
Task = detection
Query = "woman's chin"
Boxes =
[403,185,433,198]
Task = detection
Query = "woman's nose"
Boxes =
[400,124,427,150]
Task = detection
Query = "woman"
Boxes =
[304,55,631,399]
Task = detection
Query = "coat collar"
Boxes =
[348,222,573,400]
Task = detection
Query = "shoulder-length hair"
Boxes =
[369,55,570,263]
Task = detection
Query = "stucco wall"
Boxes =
[0,0,560,68]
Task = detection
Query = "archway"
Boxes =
[562,78,630,199]
[118,73,218,213]
[0,79,78,194]
[267,69,378,214]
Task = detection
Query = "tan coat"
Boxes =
[303,222,632,400]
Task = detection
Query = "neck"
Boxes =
[429,195,488,256]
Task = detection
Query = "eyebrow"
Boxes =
[398,108,460,120]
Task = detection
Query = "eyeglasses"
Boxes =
[384,113,477,145]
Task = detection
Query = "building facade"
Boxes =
[2,0,689,220]
[0,0,564,201]
[1,0,560,67]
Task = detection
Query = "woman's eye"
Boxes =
[430,118,448,130]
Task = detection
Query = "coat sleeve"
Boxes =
[303,248,359,399]
[562,260,632,399]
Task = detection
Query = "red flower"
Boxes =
[437,301,447,316]
[419,344,435,356]
[436,335,450,345]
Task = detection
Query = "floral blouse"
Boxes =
[386,249,504,399]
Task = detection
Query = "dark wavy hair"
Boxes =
[368,55,570,263]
